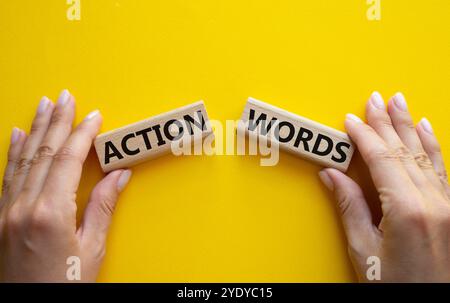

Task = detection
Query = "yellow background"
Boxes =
[1,0,449,282]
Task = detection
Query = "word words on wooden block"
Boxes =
[94,101,213,172]
[239,97,354,172]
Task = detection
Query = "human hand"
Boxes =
[0,90,132,282]
[319,92,450,282]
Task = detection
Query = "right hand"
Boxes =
[319,92,450,282]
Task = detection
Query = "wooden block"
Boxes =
[239,97,355,172]
[94,101,213,172]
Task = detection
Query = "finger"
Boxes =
[1,128,27,203]
[387,93,443,192]
[416,118,450,196]
[8,96,55,201]
[78,170,131,251]
[365,92,432,191]
[21,90,76,199]
[319,169,380,257]
[42,110,102,201]
[345,114,417,199]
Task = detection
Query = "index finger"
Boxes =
[42,110,102,201]
[345,114,417,198]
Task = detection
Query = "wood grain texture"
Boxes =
[240,97,354,172]
[94,101,213,172]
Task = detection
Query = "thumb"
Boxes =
[319,168,379,256]
[79,169,132,249]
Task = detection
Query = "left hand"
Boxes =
[0,90,132,282]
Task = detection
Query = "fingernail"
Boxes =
[346,113,363,123]
[37,96,51,114]
[117,170,132,192]
[319,170,334,191]
[57,89,70,106]
[370,91,385,110]
[420,118,433,134]
[84,109,100,121]
[10,127,20,144]
[394,92,408,112]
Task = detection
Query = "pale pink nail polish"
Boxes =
[370,91,385,110]
[57,89,70,106]
[420,118,433,134]
[319,170,334,191]
[84,109,100,121]
[117,170,132,192]
[346,113,363,123]
[37,96,50,114]
[394,92,408,112]
[10,127,20,144]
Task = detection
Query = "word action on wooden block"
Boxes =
[239,97,354,172]
[94,101,213,172]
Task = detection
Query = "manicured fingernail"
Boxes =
[117,170,132,192]
[420,118,433,134]
[57,89,70,106]
[319,170,334,191]
[37,96,51,114]
[346,113,363,123]
[370,91,385,110]
[84,109,100,121]
[10,127,20,144]
[394,92,408,112]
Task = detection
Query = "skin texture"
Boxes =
[0,90,131,282]
[319,92,450,282]
[1,90,448,282]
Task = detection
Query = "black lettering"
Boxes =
[331,142,351,163]
[184,110,206,135]
[294,127,313,151]
[121,133,140,156]
[274,121,295,143]
[152,124,166,146]
[312,134,333,156]
[135,127,153,150]
[248,109,277,135]
[104,141,123,165]
[164,119,184,141]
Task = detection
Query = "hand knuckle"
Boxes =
[336,189,352,216]
[97,194,116,217]
[393,146,414,163]
[429,141,442,154]
[7,150,19,164]
[400,206,429,229]
[14,157,33,176]
[54,146,78,163]
[29,203,55,231]
[5,205,24,231]
[401,119,416,130]
[374,117,394,130]
[50,110,69,126]
[30,121,43,135]
[361,123,378,136]
[413,152,434,169]
[2,178,11,195]
[32,145,56,165]
[366,148,394,166]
